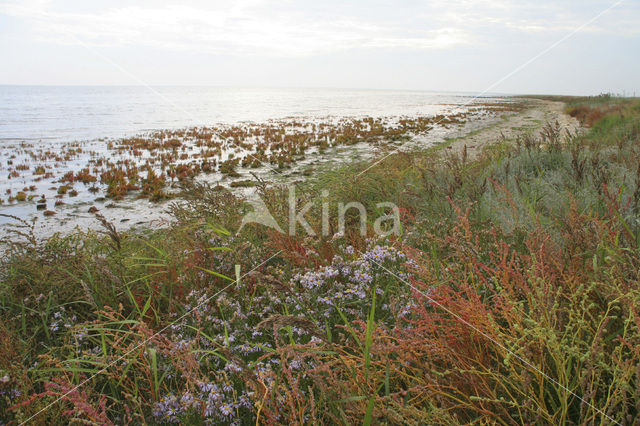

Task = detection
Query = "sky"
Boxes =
[0,0,638,95]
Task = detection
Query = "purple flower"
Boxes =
[220,403,233,417]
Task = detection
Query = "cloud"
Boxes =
[0,0,472,56]
[0,0,637,57]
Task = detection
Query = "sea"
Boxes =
[0,86,510,237]
[0,86,507,143]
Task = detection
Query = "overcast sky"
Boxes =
[0,0,638,95]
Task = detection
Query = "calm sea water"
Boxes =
[0,86,502,144]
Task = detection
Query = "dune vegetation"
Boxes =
[1,95,640,424]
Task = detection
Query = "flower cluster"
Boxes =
[150,241,416,424]
[48,308,78,333]
[153,381,252,425]
[285,242,417,331]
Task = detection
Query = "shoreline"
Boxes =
[0,97,579,242]
[1,98,525,240]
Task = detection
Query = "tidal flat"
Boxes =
[0,98,522,239]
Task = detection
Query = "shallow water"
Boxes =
[0,86,504,143]
[0,86,511,239]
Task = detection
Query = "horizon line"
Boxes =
[0,84,633,98]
